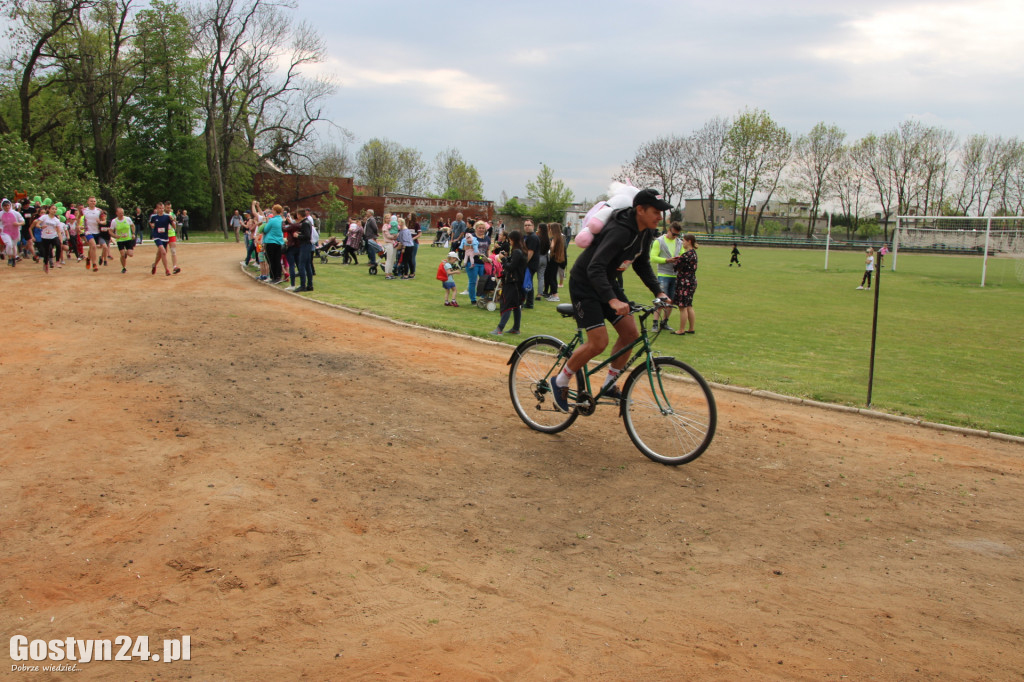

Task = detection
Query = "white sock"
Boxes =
[602,368,622,388]
[554,365,573,388]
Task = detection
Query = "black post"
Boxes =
[866,261,881,406]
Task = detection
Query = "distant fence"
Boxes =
[693,233,981,255]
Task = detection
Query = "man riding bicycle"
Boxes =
[550,188,673,412]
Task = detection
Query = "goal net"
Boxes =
[892,216,1024,286]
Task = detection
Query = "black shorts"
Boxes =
[568,281,629,331]
[117,239,134,252]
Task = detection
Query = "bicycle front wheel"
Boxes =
[508,336,581,433]
[621,358,716,465]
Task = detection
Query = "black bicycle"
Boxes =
[505,300,716,465]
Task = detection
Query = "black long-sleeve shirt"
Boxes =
[569,208,662,303]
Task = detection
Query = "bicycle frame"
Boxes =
[508,301,674,413]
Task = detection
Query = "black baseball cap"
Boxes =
[633,189,673,211]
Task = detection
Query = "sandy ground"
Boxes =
[1,244,1022,681]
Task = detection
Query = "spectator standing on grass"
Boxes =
[534,222,550,303]
[283,213,301,288]
[544,223,565,301]
[257,201,285,283]
[396,217,415,278]
[294,208,315,292]
[450,212,467,260]
[489,230,526,336]
[441,251,460,306]
[343,218,363,264]
[670,233,699,335]
[521,219,540,309]
[857,247,875,290]
[243,212,258,266]
[650,221,685,331]
[363,209,379,268]
[406,212,420,277]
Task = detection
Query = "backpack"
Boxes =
[436,261,448,282]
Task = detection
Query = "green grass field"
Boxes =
[245,242,1024,436]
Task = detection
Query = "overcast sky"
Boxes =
[302,0,1023,204]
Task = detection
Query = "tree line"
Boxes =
[618,108,1024,239]
[0,0,488,234]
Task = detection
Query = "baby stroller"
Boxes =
[432,228,451,248]
[476,254,503,311]
[316,237,344,264]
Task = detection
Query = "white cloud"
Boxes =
[312,57,508,111]
[810,0,1024,72]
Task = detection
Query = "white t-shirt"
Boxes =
[82,207,103,235]
[38,215,61,240]
[866,255,875,272]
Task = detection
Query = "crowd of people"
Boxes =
[234,199,711,342]
[2,194,190,275]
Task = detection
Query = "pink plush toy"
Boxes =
[575,182,639,248]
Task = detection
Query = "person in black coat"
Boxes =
[490,230,527,335]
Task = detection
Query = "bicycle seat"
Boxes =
[556,303,575,318]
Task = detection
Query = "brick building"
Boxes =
[253,172,493,232]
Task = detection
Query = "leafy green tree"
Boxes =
[321,182,348,235]
[0,132,99,201]
[526,164,574,223]
[121,0,207,213]
[434,147,483,199]
[500,196,529,218]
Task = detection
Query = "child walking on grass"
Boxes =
[439,251,460,306]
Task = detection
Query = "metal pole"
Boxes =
[867,251,881,407]
[891,216,901,271]
[825,213,832,270]
[981,216,992,287]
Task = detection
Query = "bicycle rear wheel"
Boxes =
[508,336,581,433]
[621,357,716,465]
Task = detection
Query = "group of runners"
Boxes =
[1,196,184,276]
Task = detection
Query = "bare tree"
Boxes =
[916,126,957,216]
[193,0,335,233]
[684,116,730,233]
[617,134,689,213]
[829,145,867,238]
[791,122,845,236]
[434,147,483,199]
[851,133,896,239]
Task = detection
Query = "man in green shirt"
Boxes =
[112,206,135,273]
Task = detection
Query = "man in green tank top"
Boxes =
[112,206,135,273]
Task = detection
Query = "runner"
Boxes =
[165,201,181,274]
[98,209,113,266]
[20,198,37,262]
[81,196,104,271]
[149,202,172,276]
[1,199,24,267]
[36,204,62,273]
[111,207,135,273]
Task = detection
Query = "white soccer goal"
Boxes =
[892,216,1024,286]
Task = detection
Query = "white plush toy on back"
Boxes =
[574,182,640,248]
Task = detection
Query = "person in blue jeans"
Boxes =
[459,227,480,303]
[294,208,315,291]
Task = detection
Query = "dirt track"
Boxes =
[1,244,1022,680]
